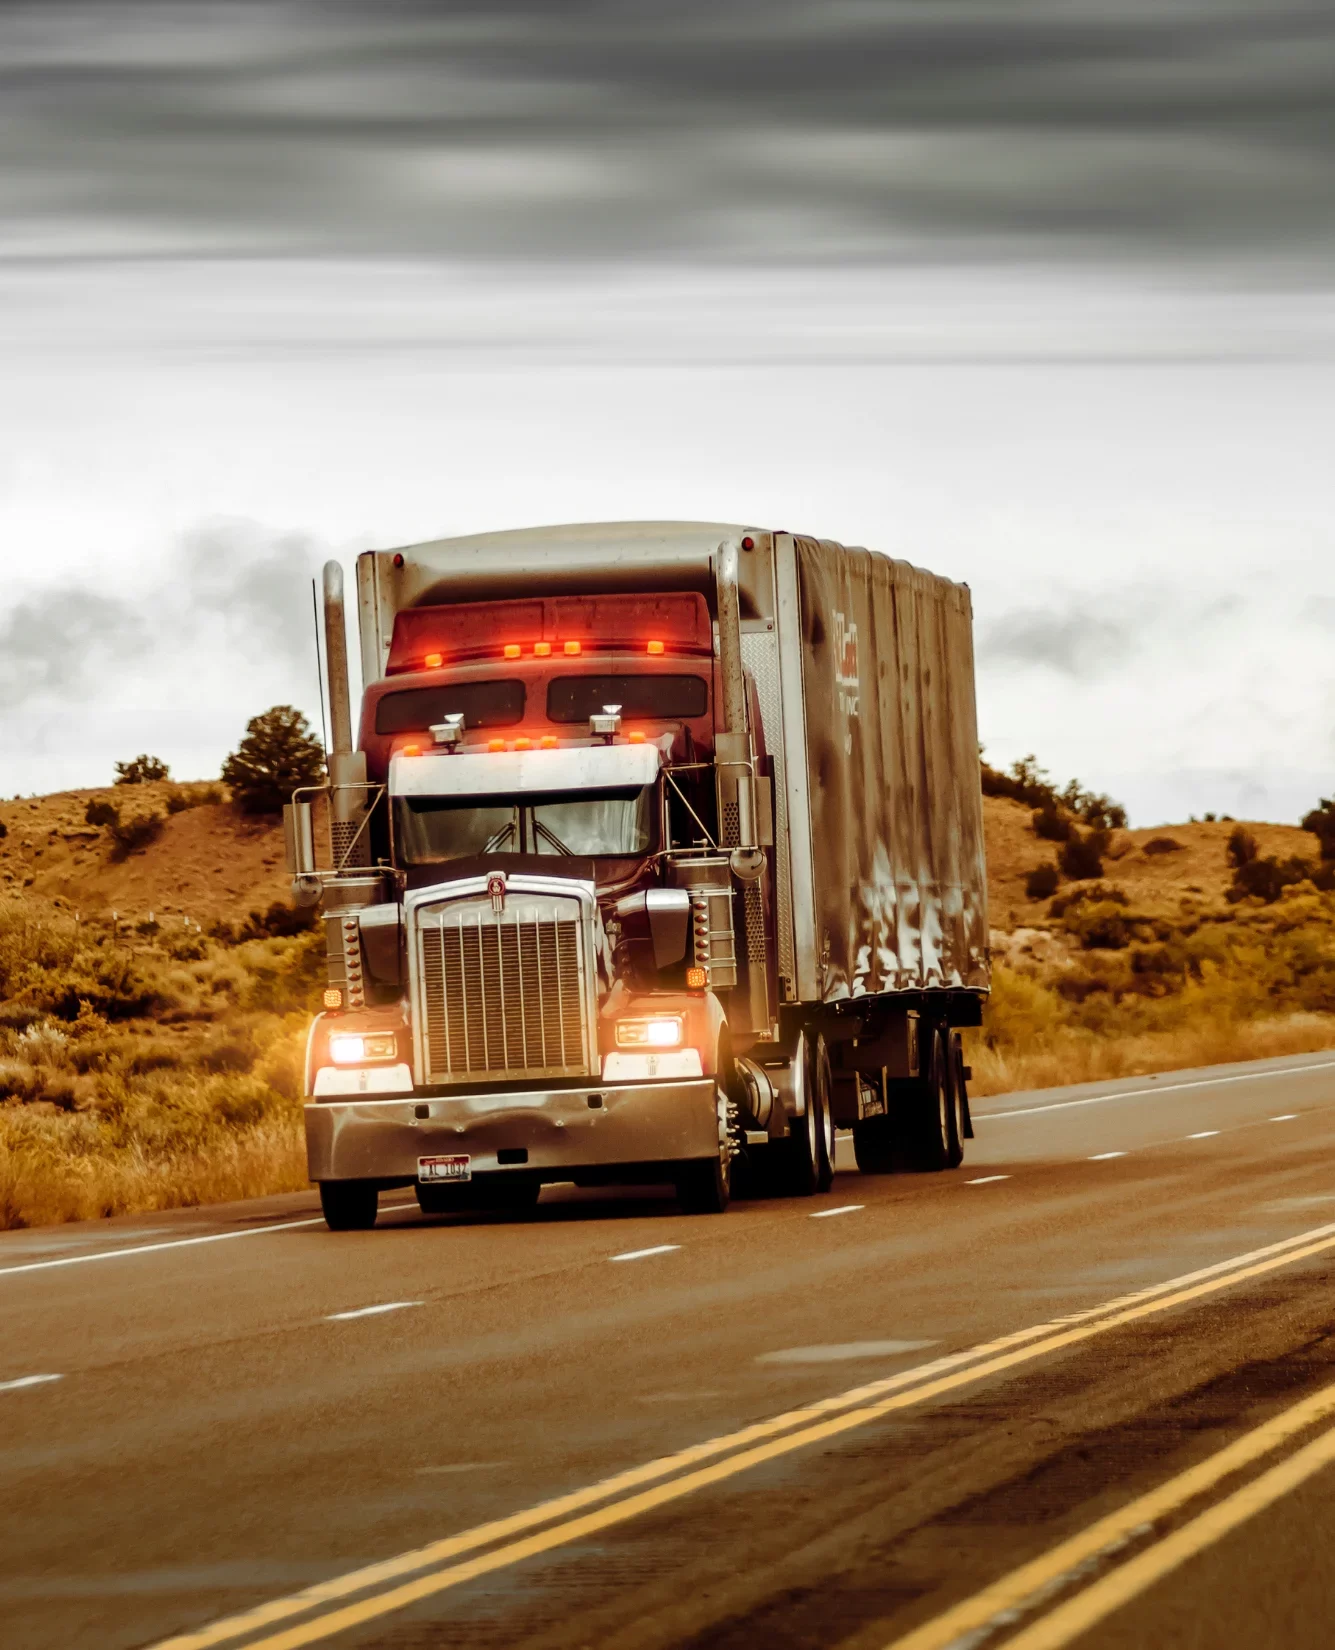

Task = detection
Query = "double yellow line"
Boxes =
[888,1370,1335,1649]
[150,1219,1335,1650]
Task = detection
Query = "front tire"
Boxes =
[319,1180,379,1231]
[676,1151,731,1214]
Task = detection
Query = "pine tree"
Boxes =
[221,706,326,814]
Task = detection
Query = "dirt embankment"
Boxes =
[0,784,290,926]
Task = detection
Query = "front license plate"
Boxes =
[418,1154,471,1184]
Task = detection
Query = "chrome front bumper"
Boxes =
[304,1078,720,1184]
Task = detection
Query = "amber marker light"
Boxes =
[685,967,707,990]
[534,641,552,657]
[627,730,646,744]
[514,736,532,751]
[646,639,665,655]
[322,987,344,1009]
[487,738,506,752]
[540,735,558,749]
[563,640,581,655]
[424,652,443,668]
[401,743,422,757]
[503,643,522,659]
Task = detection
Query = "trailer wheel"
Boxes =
[944,1034,966,1169]
[903,1027,954,1173]
[319,1180,379,1231]
[779,1031,832,1197]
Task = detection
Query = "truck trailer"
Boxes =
[286,522,989,1229]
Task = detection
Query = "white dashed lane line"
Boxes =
[1089,1151,1126,1161]
[610,1245,681,1263]
[1187,1130,1221,1140]
[326,1302,422,1322]
[966,1176,1011,1186]
[810,1205,865,1219]
[1,1374,62,1393]
[1272,1114,1299,1122]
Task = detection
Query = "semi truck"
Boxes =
[285,522,989,1230]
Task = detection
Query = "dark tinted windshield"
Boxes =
[546,674,708,724]
[395,787,654,865]
[376,680,525,734]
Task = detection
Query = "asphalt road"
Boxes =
[6,1049,1335,1650]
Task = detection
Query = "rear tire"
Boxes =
[319,1180,379,1231]
[904,1027,953,1173]
[852,1072,898,1174]
[812,1034,837,1193]
[781,1031,828,1197]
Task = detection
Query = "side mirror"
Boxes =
[614,888,691,970]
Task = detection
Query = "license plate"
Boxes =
[418,1154,471,1184]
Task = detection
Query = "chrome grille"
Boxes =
[416,899,592,1083]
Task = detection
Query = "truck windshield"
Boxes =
[395,786,654,865]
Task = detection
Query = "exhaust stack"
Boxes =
[322,560,368,881]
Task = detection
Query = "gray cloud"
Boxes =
[0,590,145,709]
[0,520,322,718]
[978,600,1136,677]
[2,1,1334,266]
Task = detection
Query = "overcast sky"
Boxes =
[3,0,1335,824]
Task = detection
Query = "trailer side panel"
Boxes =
[793,537,988,1002]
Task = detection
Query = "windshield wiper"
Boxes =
[532,818,574,856]
[482,819,517,853]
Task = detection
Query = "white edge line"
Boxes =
[966,1175,1011,1185]
[610,1245,681,1262]
[810,1205,865,1219]
[0,1373,63,1392]
[0,1201,420,1280]
[327,1301,422,1322]
[980,1058,1335,1121]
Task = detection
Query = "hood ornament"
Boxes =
[487,871,507,914]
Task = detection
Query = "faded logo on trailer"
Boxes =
[834,611,859,752]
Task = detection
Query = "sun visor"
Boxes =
[390,741,662,798]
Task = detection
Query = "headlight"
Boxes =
[615,1016,684,1049]
[329,1032,397,1065]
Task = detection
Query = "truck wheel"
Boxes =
[944,1033,965,1169]
[782,1031,831,1197]
[904,1028,953,1173]
[812,1034,837,1192]
[319,1180,379,1230]
[676,1144,731,1214]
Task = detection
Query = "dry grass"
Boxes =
[0,895,322,1229]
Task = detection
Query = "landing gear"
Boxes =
[319,1180,379,1230]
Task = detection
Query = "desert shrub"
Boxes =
[1226,825,1259,870]
[1049,884,1128,917]
[1032,802,1072,842]
[1301,799,1335,861]
[235,902,317,941]
[1072,904,1132,951]
[1227,855,1313,905]
[109,806,165,854]
[221,705,325,815]
[0,819,7,839]
[165,782,224,814]
[114,754,170,785]
[1025,863,1061,900]
[85,797,119,828]
[1058,827,1110,881]
[1143,836,1184,856]
[981,753,1127,829]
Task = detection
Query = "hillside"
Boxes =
[4,779,1335,1231]
[0,783,291,926]
[1,782,1322,941]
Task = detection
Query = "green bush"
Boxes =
[1032,803,1072,843]
[1025,863,1061,900]
[1059,828,1110,881]
[114,755,170,785]
[109,806,165,855]
[1301,799,1335,862]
